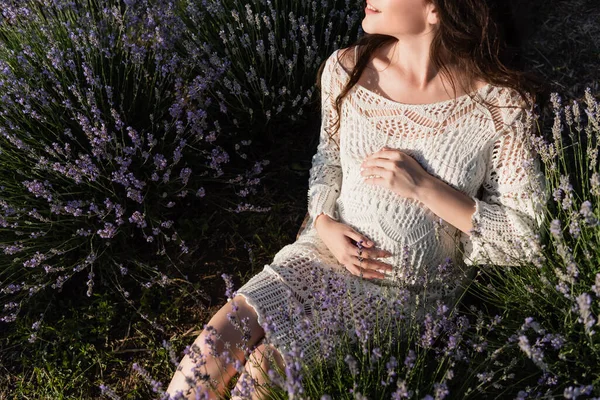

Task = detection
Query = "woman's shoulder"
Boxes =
[321,46,359,79]
[483,83,531,108]
[334,46,358,72]
[479,84,534,137]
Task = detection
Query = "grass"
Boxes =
[519,0,599,97]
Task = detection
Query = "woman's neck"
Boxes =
[373,41,462,93]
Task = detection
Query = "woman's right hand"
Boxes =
[314,214,394,280]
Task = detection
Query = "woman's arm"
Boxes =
[417,95,548,266]
[416,176,477,236]
[307,50,344,230]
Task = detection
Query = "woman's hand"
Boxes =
[314,214,394,280]
[360,146,433,201]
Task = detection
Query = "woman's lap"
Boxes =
[233,241,395,370]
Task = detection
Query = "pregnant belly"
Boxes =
[337,188,436,245]
[375,199,436,245]
[336,191,453,287]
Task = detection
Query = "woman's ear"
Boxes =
[426,3,439,25]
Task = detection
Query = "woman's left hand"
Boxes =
[360,146,433,201]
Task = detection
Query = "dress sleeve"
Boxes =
[306,50,344,230]
[460,90,548,266]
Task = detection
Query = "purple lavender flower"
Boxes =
[99,383,121,400]
[97,222,117,239]
[591,173,600,197]
[22,180,53,201]
[550,219,562,239]
[515,390,529,400]
[31,316,43,331]
[179,167,192,185]
[575,293,596,335]
[128,211,147,228]
[132,362,164,394]
[476,371,494,383]
[563,384,594,399]
[230,371,256,399]
[579,201,599,226]
[160,220,174,229]
[592,273,600,297]
[518,335,547,371]
[433,382,449,400]
[420,313,442,348]
[221,273,236,300]
[86,271,95,297]
[154,153,168,170]
[3,302,19,311]
[404,349,416,370]
[344,354,359,377]
[23,252,47,269]
[284,341,305,398]
[391,380,412,399]
[381,355,398,386]
[568,215,581,239]
[541,333,565,350]
[173,139,186,164]
[2,244,24,255]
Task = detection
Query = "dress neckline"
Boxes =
[333,49,491,108]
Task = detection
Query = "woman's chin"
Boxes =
[361,21,378,35]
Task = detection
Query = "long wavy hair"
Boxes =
[316,0,546,144]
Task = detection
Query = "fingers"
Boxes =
[345,242,391,261]
[359,257,394,273]
[344,252,394,280]
[341,230,394,279]
[345,261,384,280]
[345,230,374,247]
[361,245,393,260]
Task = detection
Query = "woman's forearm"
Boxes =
[416,175,476,236]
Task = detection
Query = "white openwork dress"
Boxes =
[232,47,547,369]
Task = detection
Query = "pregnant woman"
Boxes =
[167,0,547,398]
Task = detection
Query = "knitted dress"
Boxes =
[232,47,547,369]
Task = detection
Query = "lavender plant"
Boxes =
[0,0,268,329]
[464,89,600,397]
[179,0,364,136]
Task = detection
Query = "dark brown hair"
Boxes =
[316,0,546,143]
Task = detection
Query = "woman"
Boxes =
[166,0,547,398]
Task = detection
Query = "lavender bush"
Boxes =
[0,0,367,396]
[0,0,270,327]
[123,267,551,399]
[179,0,364,136]
[463,90,600,397]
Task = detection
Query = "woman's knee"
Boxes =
[190,325,225,360]
[221,295,265,343]
[246,343,269,380]
[190,295,265,359]
[246,343,285,380]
